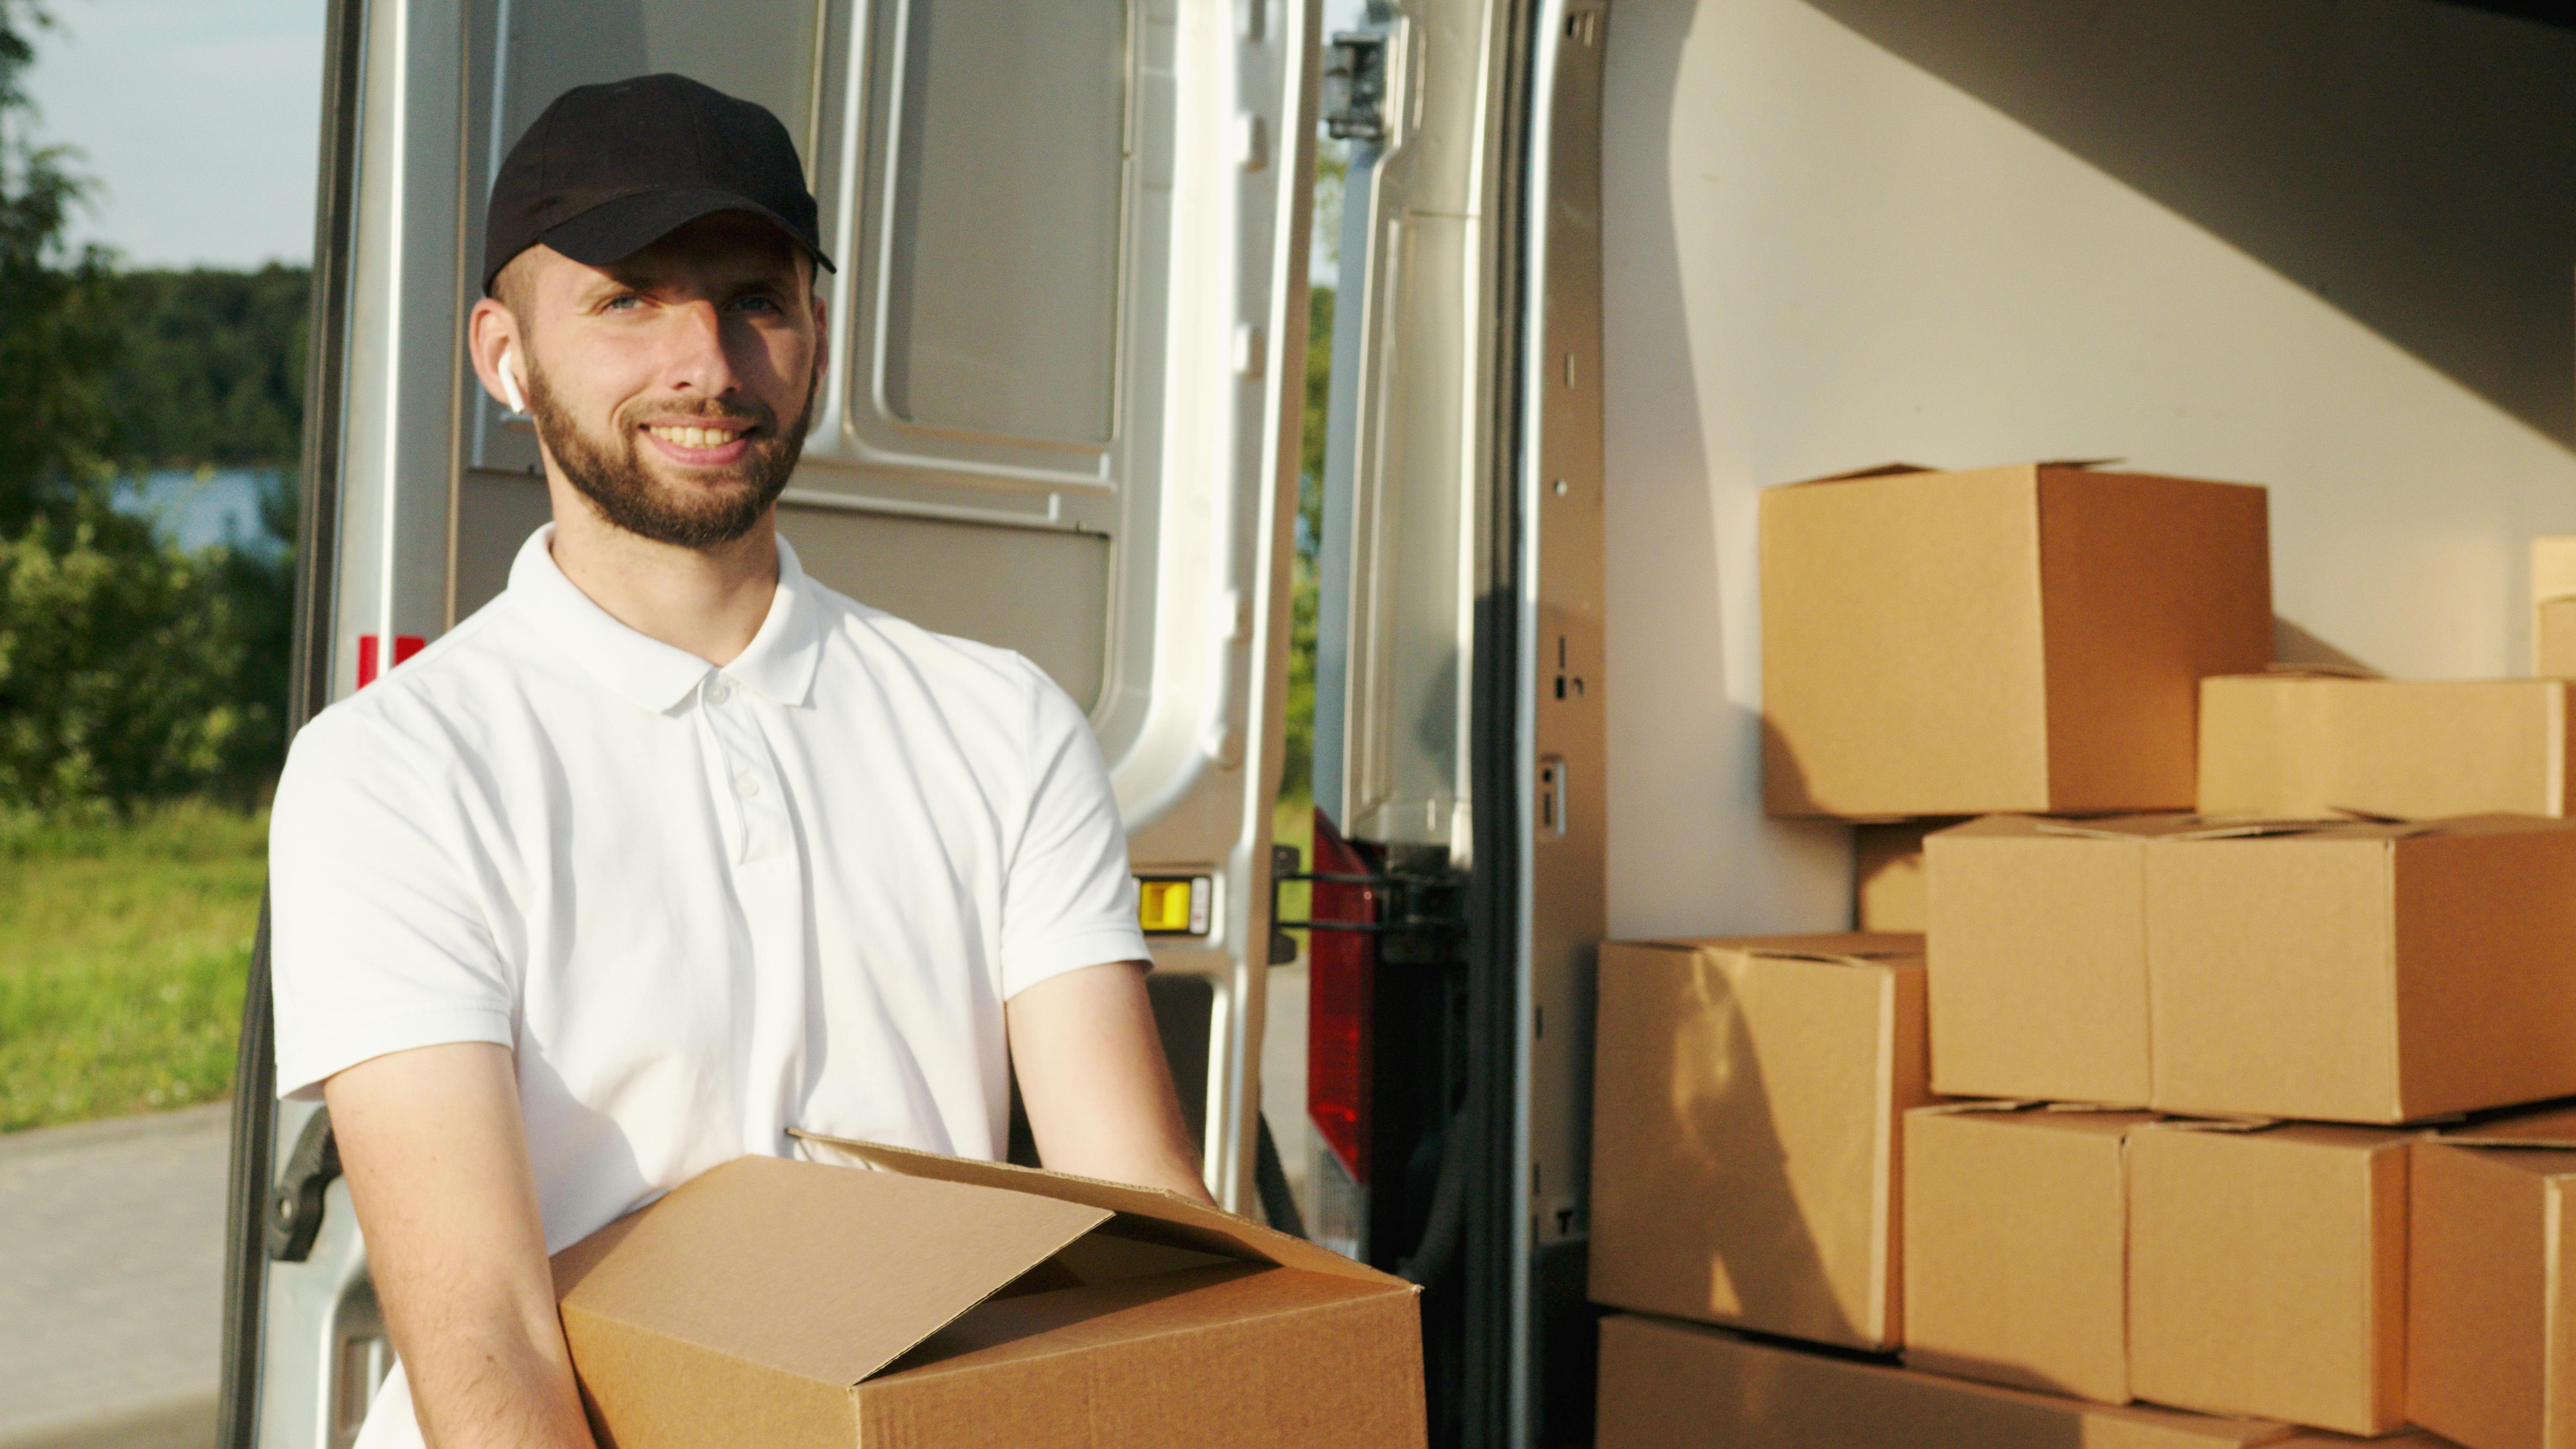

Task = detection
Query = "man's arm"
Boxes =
[325,1043,597,1449]
[1005,961,1219,1207]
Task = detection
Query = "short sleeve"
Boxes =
[997,665,1151,998]
[267,708,517,1100]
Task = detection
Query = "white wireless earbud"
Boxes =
[497,344,529,415]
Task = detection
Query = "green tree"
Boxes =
[111,266,307,470]
[0,1,296,814]
[1280,143,1348,808]
[0,0,119,539]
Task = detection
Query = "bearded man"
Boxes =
[265,73,1208,1449]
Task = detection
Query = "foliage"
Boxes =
[0,0,121,542]
[1281,283,1332,807]
[0,800,265,1130]
[0,1,302,816]
[1280,142,1348,812]
[112,265,309,470]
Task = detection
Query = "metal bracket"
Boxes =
[1322,32,1389,143]
[1272,847,1468,966]
[266,1107,341,1263]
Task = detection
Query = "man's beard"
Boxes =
[523,359,814,549]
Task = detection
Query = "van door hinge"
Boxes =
[267,1108,341,1262]
[1322,33,1389,143]
[1272,844,1468,967]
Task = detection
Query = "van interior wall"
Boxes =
[1598,0,2576,939]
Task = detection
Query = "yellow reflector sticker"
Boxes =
[1138,878,1196,933]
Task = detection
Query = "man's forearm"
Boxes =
[1007,961,1220,1207]
[326,1043,598,1449]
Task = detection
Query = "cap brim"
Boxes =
[536,187,836,278]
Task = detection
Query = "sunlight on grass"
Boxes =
[0,800,265,1132]
[1275,793,1315,962]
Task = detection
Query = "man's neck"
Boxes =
[544,475,779,667]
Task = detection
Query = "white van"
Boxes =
[217,1,2576,1446]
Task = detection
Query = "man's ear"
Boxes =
[466,297,527,415]
[810,289,830,386]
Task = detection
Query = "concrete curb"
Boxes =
[0,1386,215,1449]
[0,1104,232,1165]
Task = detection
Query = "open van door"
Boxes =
[1308,0,1602,1443]
[220,2,1323,1445]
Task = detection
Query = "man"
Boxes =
[267,74,1210,1449]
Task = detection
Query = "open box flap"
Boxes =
[1778,461,1935,486]
[2034,816,2332,843]
[2436,1101,2576,1150]
[1779,458,2121,489]
[551,1155,1110,1389]
[1631,932,1922,965]
[790,1132,1408,1288]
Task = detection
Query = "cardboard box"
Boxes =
[1903,1103,2155,1404]
[1855,820,1953,931]
[1588,933,1932,1350]
[2407,1105,2576,1449]
[2145,814,2576,1122]
[551,1141,1426,1449]
[1935,813,2576,1121]
[1922,813,2198,1105]
[1760,462,2271,819]
[1595,1313,2326,1449]
[2198,673,2576,819]
[2128,1121,2410,1436]
[2534,538,2576,676]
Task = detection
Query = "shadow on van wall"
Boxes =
[1799,0,2576,448]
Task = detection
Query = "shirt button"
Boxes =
[706,678,732,705]
[733,772,761,799]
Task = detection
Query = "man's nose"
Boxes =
[662,299,737,397]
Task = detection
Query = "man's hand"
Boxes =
[1005,962,1218,1207]
[325,1043,597,1449]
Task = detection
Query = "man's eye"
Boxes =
[604,295,642,311]
[732,294,782,314]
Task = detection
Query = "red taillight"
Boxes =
[1306,808,1379,1185]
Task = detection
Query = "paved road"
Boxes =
[0,1105,229,1449]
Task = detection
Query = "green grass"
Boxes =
[0,800,265,1132]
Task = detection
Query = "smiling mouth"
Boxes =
[643,423,755,449]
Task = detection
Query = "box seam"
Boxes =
[2550,1175,2568,1449]
[2380,842,2407,1122]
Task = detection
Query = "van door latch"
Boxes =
[1322,32,1389,143]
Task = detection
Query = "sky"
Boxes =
[27,0,327,270]
[26,0,1373,274]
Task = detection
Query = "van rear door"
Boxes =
[221,3,1323,1446]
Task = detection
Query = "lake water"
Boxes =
[116,470,288,557]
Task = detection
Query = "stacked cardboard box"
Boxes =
[1593,464,2576,1447]
[2534,536,2576,675]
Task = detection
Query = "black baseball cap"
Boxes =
[482,73,836,296]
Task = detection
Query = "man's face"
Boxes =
[506,214,823,548]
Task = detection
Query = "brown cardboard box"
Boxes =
[550,1142,1426,1449]
[1935,813,2576,1121]
[1760,462,2271,819]
[1903,1103,2155,1404]
[2146,814,2576,1122]
[2128,1121,2410,1436]
[2533,538,2576,676]
[1922,814,2179,1104]
[1855,820,1954,931]
[2198,673,2576,819]
[2407,1105,2576,1449]
[1594,1313,2325,1449]
[1588,933,1931,1350]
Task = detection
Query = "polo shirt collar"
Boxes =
[506,525,823,714]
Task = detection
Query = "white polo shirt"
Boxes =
[268,525,1148,1448]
